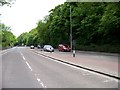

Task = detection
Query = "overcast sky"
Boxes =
[0,0,65,37]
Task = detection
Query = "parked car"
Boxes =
[37,45,41,49]
[43,45,54,52]
[58,44,71,52]
[30,45,34,49]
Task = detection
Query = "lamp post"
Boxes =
[69,5,76,57]
[70,5,72,50]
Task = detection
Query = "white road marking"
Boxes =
[104,80,109,82]
[1,52,8,55]
[1,47,16,55]
[19,50,47,88]
[22,56,26,60]
[25,61,33,71]
[83,73,91,75]
[41,82,44,87]
[20,52,26,61]
[20,53,23,56]
[30,50,118,82]
[103,78,114,83]
[36,75,47,88]
[1,48,13,55]
[3,47,47,88]
[37,78,41,82]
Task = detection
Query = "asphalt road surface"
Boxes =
[2,47,119,88]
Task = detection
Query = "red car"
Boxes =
[58,44,71,52]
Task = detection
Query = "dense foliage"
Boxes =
[17,2,120,53]
[0,23,16,49]
[0,0,15,6]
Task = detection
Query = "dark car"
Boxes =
[58,44,71,52]
[43,45,54,52]
[30,45,34,49]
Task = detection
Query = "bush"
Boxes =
[76,44,120,53]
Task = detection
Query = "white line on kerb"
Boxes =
[26,61,33,71]
[30,50,118,82]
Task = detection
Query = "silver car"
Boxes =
[30,45,34,49]
[43,45,54,52]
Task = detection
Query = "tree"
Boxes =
[0,0,15,6]
[0,23,16,48]
[98,3,120,44]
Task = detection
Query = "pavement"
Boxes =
[34,49,119,79]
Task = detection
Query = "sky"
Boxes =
[0,0,66,37]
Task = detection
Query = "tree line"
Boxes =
[17,2,120,53]
[4,2,120,53]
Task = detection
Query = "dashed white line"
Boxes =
[22,56,26,60]
[35,74,47,88]
[25,61,33,71]
[37,78,41,82]
[20,51,47,88]
[36,77,46,88]
[20,52,26,61]
[40,82,44,87]
[20,52,23,56]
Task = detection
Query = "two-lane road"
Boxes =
[2,47,119,88]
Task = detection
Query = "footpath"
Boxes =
[35,49,119,79]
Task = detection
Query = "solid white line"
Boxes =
[30,50,118,82]
[104,80,109,82]
[1,49,12,55]
[1,52,8,55]
[25,61,33,71]
[1,47,16,55]
[46,56,118,82]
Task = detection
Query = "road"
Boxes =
[2,47,119,88]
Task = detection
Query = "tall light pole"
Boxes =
[70,5,72,50]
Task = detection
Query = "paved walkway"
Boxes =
[36,50,119,78]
